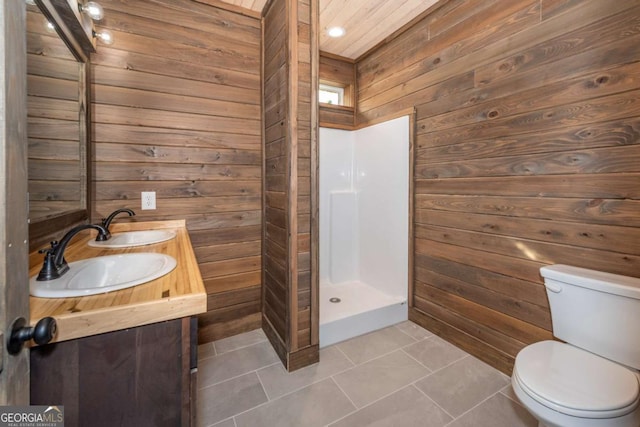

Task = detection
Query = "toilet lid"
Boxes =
[515,341,640,418]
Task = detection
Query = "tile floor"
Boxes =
[197,321,537,427]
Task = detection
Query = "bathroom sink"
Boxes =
[87,229,176,248]
[30,253,177,298]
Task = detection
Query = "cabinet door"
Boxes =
[31,318,193,427]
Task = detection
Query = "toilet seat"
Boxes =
[514,341,640,419]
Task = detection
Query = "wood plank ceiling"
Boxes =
[211,0,441,59]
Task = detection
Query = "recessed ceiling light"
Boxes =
[327,26,346,38]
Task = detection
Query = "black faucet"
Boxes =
[97,208,136,241]
[36,224,109,281]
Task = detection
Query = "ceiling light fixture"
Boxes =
[327,26,346,38]
[79,1,104,21]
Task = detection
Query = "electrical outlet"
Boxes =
[141,191,156,210]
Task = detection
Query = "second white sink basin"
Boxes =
[88,229,176,248]
[30,253,177,298]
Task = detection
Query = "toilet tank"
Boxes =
[540,264,640,370]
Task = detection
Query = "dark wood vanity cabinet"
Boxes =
[30,317,197,427]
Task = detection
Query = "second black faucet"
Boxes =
[97,208,136,241]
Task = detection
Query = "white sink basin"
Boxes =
[30,253,177,298]
[87,229,176,248]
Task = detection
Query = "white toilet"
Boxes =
[512,264,640,427]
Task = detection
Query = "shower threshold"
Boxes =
[319,281,407,347]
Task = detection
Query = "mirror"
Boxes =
[27,3,83,221]
[26,0,94,250]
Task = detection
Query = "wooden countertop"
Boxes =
[29,220,207,343]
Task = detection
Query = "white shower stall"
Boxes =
[319,115,410,347]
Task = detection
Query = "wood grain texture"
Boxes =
[261,0,318,372]
[319,0,440,59]
[31,317,195,426]
[211,0,445,59]
[262,0,290,368]
[358,0,640,374]
[29,221,207,343]
[0,0,30,404]
[319,104,355,129]
[194,0,266,17]
[91,0,261,344]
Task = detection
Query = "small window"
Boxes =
[319,83,344,106]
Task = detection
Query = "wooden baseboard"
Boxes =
[261,316,319,372]
[288,345,319,372]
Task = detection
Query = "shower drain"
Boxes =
[329,297,341,303]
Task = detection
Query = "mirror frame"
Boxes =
[29,0,96,251]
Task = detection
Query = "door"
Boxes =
[0,0,30,404]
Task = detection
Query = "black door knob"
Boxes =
[7,317,57,355]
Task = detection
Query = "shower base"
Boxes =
[319,281,407,347]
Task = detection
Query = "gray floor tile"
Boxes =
[403,335,467,371]
[500,383,521,403]
[257,346,354,399]
[214,329,267,355]
[198,343,216,360]
[337,326,416,365]
[197,373,267,427]
[415,356,509,418]
[394,321,433,340]
[199,341,280,387]
[329,385,452,427]
[446,393,538,427]
[333,349,430,408]
[198,323,532,426]
[234,378,355,427]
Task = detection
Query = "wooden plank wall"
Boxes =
[262,0,319,371]
[262,0,291,364]
[27,6,82,220]
[357,0,640,374]
[90,0,262,343]
[319,53,355,129]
